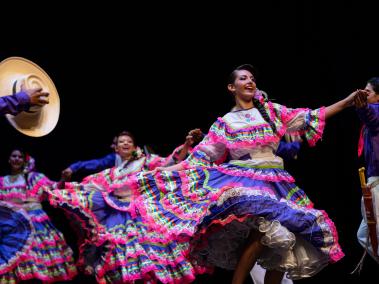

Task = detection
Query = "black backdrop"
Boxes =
[1,2,379,283]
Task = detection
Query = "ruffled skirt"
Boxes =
[45,157,344,281]
[46,187,209,284]
[0,201,77,283]
[123,158,344,280]
[0,201,33,276]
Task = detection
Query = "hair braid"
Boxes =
[252,97,277,133]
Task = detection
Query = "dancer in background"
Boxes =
[46,129,207,283]
[61,128,202,181]
[355,77,379,263]
[0,148,77,283]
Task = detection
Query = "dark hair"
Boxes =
[228,64,277,133]
[116,131,136,146]
[9,148,26,159]
[227,64,257,85]
[367,77,379,94]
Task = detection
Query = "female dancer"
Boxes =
[118,64,356,284]
[46,130,207,284]
[0,149,77,283]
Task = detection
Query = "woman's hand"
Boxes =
[61,167,73,181]
[325,89,368,119]
[185,128,204,146]
[344,89,368,107]
[354,90,369,108]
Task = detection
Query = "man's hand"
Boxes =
[21,82,50,106]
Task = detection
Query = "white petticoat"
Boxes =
[194,217,329,280]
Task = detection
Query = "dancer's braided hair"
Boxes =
[252,96,276,133]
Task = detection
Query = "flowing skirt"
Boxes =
[122,158,344,280]
[46,157,344,281]
[0,202,77,283]
[46,187,209,284]
[0,201,33,276]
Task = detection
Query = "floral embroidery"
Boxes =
[244,113,255,123]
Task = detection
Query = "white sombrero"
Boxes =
[0,57,60,137]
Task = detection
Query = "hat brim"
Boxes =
[0,57,60,137]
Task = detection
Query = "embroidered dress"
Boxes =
[0,172,77,283]
[117,95,343,280]
[46,154,208,284]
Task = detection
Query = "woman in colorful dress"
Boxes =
[114,64,358,284]
[0,149,77,283]
[46,129,207,284]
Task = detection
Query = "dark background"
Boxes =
[1,1,379,283]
